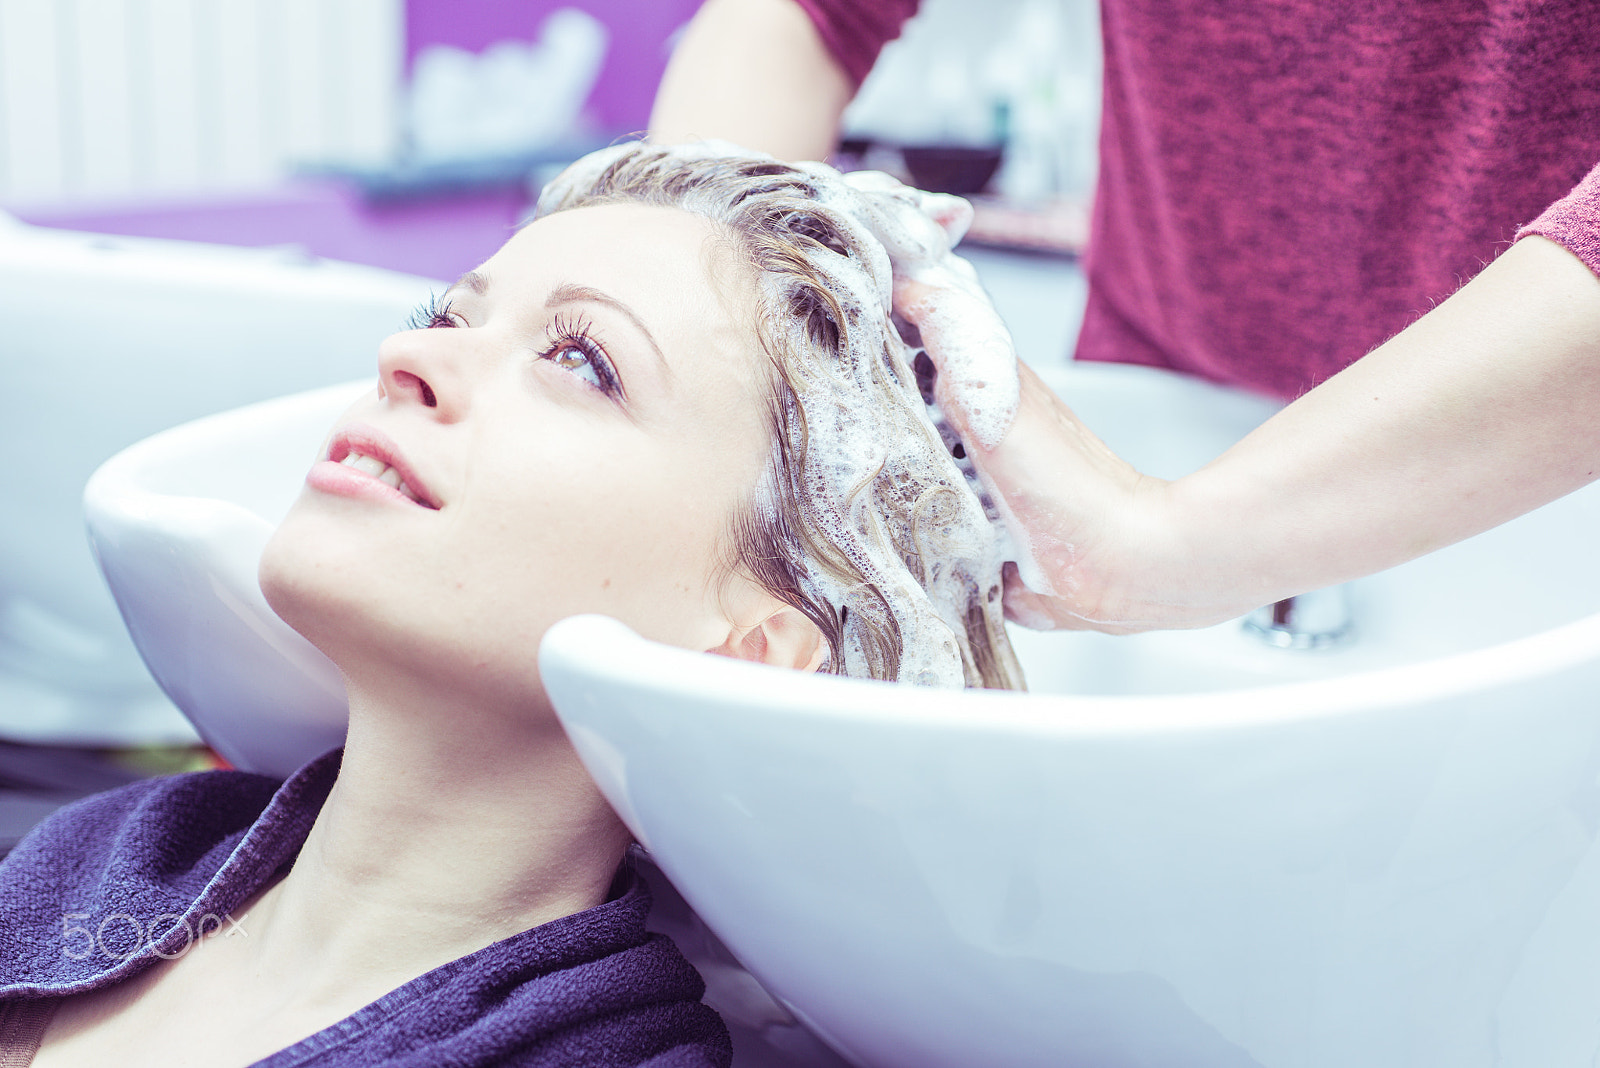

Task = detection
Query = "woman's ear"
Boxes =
[709,605,827,672]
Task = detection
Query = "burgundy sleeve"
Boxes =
[792,0,921,87]
[1517,161,1600,278]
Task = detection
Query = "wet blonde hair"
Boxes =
[537,143,1023,690]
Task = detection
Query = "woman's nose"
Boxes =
[375,327,473,420]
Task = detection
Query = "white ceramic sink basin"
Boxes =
[3,218,435,744]
[85,380,368,775]
[542,610,1600,1068]
[84,359,1600,1066]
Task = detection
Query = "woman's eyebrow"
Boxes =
[442,270,491,300]
[546,282,669,375]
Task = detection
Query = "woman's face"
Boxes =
[261,203,777,709]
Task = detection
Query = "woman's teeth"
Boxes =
[340,451,426,504]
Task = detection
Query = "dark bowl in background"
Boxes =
[899,145,1004,195]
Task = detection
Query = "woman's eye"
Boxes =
[550,344,605,390]
[540,314,622,399]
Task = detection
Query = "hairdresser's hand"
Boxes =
[876,180,1250,632]
[907,232,1600,634]
[895,276,1206,634]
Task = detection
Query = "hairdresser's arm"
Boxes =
[649,0,854,161]
[920,235,1600,633]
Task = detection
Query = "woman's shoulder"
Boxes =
[0,765,290,994]
[3,765,284,881]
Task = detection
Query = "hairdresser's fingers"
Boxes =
[998,562,1061,629]
[898,267,1026,455]
[1001,564,1078,631]
[919,191,974,245]
[897,276,1168,632]
[840,170,974,255]
[999,563,1140,635]
[895,272,1019,448]
[893,264,980,319]
[981,360,1169,633]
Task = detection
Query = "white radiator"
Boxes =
[0,0,403,205]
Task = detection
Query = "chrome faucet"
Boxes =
[1242,585,1354,650]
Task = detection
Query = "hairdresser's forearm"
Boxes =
[649,0,853,161]
[1142,235,1600,623]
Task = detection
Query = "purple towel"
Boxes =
[0,750,731,1067]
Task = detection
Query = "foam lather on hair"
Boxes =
[537,143,1024,689]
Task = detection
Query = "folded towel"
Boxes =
[0,750,730,1067]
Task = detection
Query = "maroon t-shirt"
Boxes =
[1520,161,1600,274]
[800,0,1600,399]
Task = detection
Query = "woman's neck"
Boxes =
[233,675,632,1004]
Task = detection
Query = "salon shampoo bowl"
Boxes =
[542,613,1600,1068]
[85,380,372,775]
[4,215,434,745]
[86,360,1600,1067]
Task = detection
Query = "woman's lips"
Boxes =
[307,424,441,510]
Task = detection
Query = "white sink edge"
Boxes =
[540,612,1600,734]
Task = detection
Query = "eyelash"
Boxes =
[405,298,623,401]
[407,293,461,331]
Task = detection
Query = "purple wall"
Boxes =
[406,0,702,135]
[17,184,529,283]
